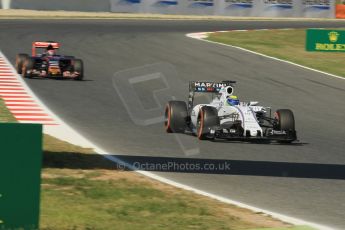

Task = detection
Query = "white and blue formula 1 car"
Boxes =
[164,81,297,143]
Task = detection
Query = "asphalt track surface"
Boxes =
[1,20,345,228]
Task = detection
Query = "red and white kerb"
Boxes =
[0,56,58,125]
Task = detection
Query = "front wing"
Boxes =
[214,130,297,142]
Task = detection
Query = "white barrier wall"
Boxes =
[9,0,110,12]
[143,0,178,14]
[255,0,295,18]
[178,0,214,15]
[1,0,11,9]
[2,0,336,18]
[111,0,178,13]
[110,0,142,13]
[110,0,336,18]
[297,0,335,18]
[214,0,254,17]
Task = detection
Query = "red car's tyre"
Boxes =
[197,106,219,140]
[22,57,35,78]
[73,59,84,81]
[15,53,29,74]
[164,101,187,133]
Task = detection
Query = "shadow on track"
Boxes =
[44,151,345,180]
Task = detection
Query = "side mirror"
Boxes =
[249,101,259,106]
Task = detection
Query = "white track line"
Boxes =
[0,48,335,230]
[18,120,58,125]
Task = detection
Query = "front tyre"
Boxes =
[22,57,35,78]
[15,53,29,74]
[197,106,219,140]
[164,101,187,133]
[274,109,296,143]
[73,59,84,81]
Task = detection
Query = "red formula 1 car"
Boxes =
[15,41,84,80]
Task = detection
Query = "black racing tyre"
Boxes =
[22,57,35,78]
[274,109,295,131]
[274,109,296,143]
[164,101,188,133]
[73,59,84,80]
[15,53,29,74]
[197,106,219,140]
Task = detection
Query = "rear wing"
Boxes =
[189,81,236,93]
[188,81,236,111]
[32,41,60,56]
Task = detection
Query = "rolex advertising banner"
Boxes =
[214,0,254,16]
[178,0,214,15]
[298,0,335,18]
[110,0,142,13]
[142,0,178,14]
[306,29,345,52]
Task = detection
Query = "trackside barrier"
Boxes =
[110,0,336,18]
[0,0,11,9]
[178,0,214,15]
[8,0,111,12]
[143,0,178,14]
[0,123,42,230]
[110,0,143,13]
[0,0,338,18]
[214,0,254,17]
[336,4,345,18]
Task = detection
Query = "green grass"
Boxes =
[41,171,231,230]
[0,98,16,122]
[40,156,282,230]
[40,168,310,230]
[207,29,345,78]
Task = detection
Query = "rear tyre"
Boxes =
[22,57,35,78]
[73,59,84,81]
[274,109,296,143]
[164,101,187,133]
[197,106,219,140]
[15,53,29,74]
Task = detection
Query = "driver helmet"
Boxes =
[226,95,240,106]
[46,45,55,56]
